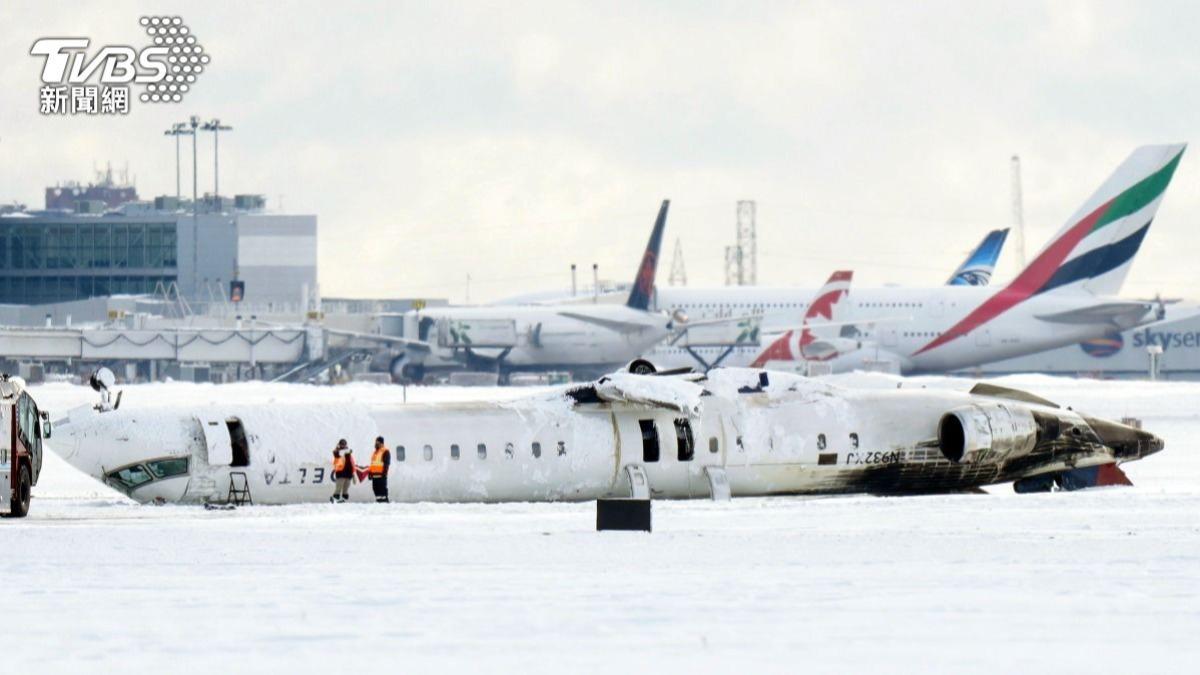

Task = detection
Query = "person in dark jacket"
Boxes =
[330,439,356,503]
[367,436,391,503]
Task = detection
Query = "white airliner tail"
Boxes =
[1021,144,1185,298]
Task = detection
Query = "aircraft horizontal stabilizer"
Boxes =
[1014,462,1133,492]
[1034,302,1152,325]
[558,311,653,334]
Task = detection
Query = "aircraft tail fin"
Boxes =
[799,270,852,358]
[1017,144,1185,298]
[625,200,669,311]
[915,144,1185,358]
[946,229,1008,286]
[750,270,853,366]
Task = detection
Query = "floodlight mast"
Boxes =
[200,118,233,200]
[189,115,199,294]
[163,122,191,201]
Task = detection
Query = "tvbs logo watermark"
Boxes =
[31,16,210,116]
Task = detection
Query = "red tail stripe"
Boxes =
[915,197,1114,355]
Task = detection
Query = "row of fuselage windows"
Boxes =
[675,303,808,310]
[389,423,859,465]
[394,440,567,462]
[858,302,924,309]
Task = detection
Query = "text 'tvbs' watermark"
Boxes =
[31,16,210,116]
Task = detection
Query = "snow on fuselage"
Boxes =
[50,370,1163,505]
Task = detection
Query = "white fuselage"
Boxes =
[651,286,1150,373]
[405,304,672,371]
[50,370,1145,506]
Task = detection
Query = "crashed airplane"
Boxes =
[51,367,1162,505]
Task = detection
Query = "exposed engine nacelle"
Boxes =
[937,402,1038,464]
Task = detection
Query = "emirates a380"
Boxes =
[651,144,1187,374]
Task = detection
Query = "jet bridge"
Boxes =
[0,326,311,365]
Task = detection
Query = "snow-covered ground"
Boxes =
[3,375,1198,673]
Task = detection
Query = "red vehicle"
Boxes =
[1,376,48,518]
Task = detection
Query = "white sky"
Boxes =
[3,1,1198,303]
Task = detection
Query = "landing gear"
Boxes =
[627,358,657,375]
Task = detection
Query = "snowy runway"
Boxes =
[3,376,1198,673]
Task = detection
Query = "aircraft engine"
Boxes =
[937,402,1038,464]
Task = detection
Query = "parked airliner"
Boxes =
[366,201,676,382]
[652,144,1186,373]
[651,228,1008,372]
[52,367,1160,505]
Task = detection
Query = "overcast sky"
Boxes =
[3,1,1198,303]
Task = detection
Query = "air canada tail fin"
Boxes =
[750,270,852,366]
[626,200,669,311]
[1020,144,1185,297]
[946,229,1008,286]
[799,270,852,360]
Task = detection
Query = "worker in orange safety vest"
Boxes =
[330,439,356,503]
[368,436,391,503]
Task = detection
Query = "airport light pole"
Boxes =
[200,118,232,201]
[163,122,191,202]
[189,115,200,296]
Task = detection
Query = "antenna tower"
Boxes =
[1011,155,1026,269]
[667,237,688,286]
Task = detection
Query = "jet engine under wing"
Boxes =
[1034,301,1153,325]
[558,311,656,334]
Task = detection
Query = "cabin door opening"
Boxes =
[227,418,250,467]
[639,419,660,463]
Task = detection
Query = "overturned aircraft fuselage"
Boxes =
[50,369,1162,504]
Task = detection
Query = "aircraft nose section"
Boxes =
[1084,416,1164,460]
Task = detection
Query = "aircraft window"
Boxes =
[477,443,487,460]
[451,444,460,460]
[107,464,153,489]
[532,442,542,458]
[557,441,566,456]
[146,457,189,479]
[818,433,827,450]
[227,418,250,467]
[639,419,660,463]
[505,442,514,459]
[423,445,433,461]
[850,433,859,449]
[709,437,719,454]
[674,419,695,462]
[397,446,406,462]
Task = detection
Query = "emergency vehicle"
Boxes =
[1,375,48,518]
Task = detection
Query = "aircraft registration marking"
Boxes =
[845,451,903,466]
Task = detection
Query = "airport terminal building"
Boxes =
[0,198,317,309]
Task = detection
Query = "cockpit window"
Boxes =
[146,457,189,479]
[107,464,153,489]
